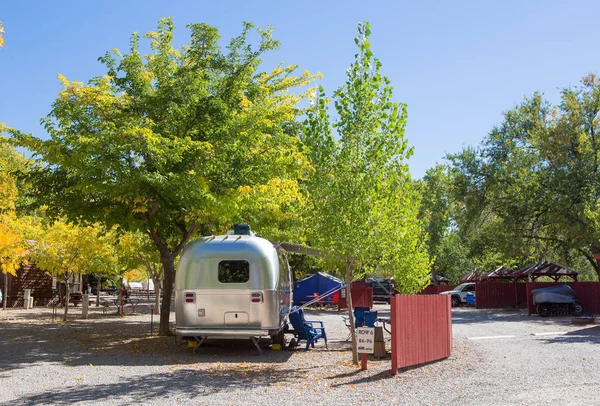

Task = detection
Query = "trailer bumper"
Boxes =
[175,327,270,338]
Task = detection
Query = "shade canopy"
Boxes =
[512,261,578,282]
[458,271,482,283]
[485,266,514,280]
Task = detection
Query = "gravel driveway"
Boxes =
[1,304,599,405]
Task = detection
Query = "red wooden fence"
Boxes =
[418,285,456,295]
[526,282,600,315]
[476,282,527,309]
[390,295,452,375]
[338,281,373,310]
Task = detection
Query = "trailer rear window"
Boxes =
[218,260,250,283]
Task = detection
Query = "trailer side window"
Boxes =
[218,260,250,283]
[278,251,290,288]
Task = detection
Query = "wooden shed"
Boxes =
[2,264,54,307]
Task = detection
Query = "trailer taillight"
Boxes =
[185,292,195,303]
[251,292,263,303]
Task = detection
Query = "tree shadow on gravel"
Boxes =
[327,369,392,387]
[538,325,600,345]
[2,364,318,405]
[0,319,294,374]
[0,306,155,323]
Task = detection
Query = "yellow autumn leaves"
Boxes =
[0,132,29,276]
[0,217,27,276]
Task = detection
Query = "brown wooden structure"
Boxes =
[3,264,54,307]
[511,261,578,282]
[458,271,482,283]
[475,261,580,309]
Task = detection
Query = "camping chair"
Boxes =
[288,307,328,350]
[364,310,378,328]
[342,306,371,341]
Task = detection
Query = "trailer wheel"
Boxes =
[537,303,552,317]
[570,301,584,316]
[451,295,460,308]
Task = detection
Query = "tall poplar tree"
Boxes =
[303,22,430,364]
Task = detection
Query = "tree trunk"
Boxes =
[431,263,439,286]
[345,260,358,365]
[119,288,124,317]
[63,278,70,322]
[153,277,161,315]
[159,255,175,335]
[3,272,7,311]
[582,249,600,280]
[96,275,101,307]
[146,216,197,336]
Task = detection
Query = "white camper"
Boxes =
[175,225,292,350]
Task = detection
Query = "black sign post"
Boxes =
[150,305,155,335]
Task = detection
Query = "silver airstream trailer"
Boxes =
[175,225,292,349]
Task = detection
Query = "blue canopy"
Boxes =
[293,272,343,305]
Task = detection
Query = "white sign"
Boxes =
[356,327,375,354]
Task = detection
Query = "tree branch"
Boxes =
[172,220,199,258]
[578,248,599,272]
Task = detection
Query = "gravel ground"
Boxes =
[0,304,598,405]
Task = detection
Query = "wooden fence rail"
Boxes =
[476,282,527,309]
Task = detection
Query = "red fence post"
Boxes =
[390,295,398,376]
[361,353,368,370]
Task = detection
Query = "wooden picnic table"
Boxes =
[111,297,141,313]
[69,293,95,307]
[377,316,391,334]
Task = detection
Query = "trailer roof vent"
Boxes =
[233,224,252,236]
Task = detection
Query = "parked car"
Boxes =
[367,278,395,303]
[440,283,476,307]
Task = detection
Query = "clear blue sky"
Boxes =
[2,0,600,178]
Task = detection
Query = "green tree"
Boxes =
[303,22,430,364]
[448,74,600,278]
[13,18,317,334]
[417,164,452,283]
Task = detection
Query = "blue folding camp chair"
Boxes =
[288,306,328,350]
[363,310,378,328]
[343,306,371,340]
